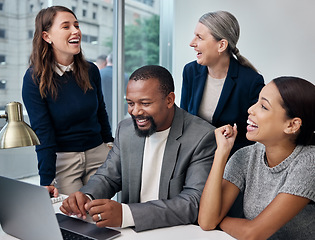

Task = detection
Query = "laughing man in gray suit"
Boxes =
[60,65,216,232]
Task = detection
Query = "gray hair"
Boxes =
[107,53,113,64]
[199,11,258,72]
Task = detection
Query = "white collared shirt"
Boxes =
[54,62,74,76]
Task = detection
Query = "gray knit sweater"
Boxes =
[224,143,315,239]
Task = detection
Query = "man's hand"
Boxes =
[85,199,122,228]
[60,191,91,220]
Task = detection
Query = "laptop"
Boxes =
[0,176,121,240]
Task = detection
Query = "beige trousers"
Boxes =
[55,143,110,195]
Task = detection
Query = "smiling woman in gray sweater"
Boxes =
[198,76,315,240]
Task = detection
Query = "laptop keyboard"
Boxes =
[51,194,68,204]
[60,228,95,240]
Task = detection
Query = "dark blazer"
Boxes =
[180,57,264,154]
[80,106,216,232]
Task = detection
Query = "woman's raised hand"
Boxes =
[214,124,237,155]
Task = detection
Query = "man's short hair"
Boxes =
[97,55,107,61]
[129,65,175,97]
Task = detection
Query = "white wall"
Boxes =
[172,0,315,105]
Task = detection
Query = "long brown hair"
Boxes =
[29,6,91,99]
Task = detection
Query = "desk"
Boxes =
[0,201,236,240]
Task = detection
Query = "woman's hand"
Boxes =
[45,185,59,198]
[215,124,237,156]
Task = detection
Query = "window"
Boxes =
[0,79,6,89]
[90,36,98,44]
[0,29,5,38]
[124,2,160,75]
[82,34,88,42]
[0,55,5,64]
[83,0,88,17]
[28,30,33,39]
[92,3,97,20]
[81,34,97,44]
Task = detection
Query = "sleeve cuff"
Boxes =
[121,203,135,228]
[85,194,94,201]
[50,178,57,186]
[106,142,113,149]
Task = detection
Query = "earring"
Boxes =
[49,41,52,44]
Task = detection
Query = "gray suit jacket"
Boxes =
[80,105,216,232]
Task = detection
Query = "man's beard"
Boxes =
[132,115,157,137]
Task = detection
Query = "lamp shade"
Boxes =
[0,102,40,149]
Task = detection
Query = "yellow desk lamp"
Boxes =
[0,102,40,149]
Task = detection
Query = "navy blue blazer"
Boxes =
[180,57,264,154]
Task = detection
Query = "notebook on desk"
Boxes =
[0,176,121,240]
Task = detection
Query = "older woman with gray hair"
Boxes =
[181,11,264,155]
